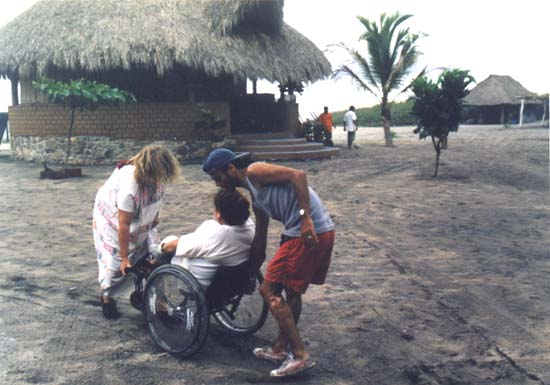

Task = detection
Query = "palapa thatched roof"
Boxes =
[0,0,330,83]
[464,75,538,106]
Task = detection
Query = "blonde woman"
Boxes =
[93,145,180,319]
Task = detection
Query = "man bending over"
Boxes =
[202,148,335,378]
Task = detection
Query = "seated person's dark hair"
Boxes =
[214,189,250,226]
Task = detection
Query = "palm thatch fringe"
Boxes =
[0,0,329,83]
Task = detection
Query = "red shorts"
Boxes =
[265,230,335,293]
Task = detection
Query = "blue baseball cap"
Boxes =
[202,148,250,173]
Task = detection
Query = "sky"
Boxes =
[1,0,549,118]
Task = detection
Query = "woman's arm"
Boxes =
[118,209,133,275]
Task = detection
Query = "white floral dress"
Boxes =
[93,164,163,297]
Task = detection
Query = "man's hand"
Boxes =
[300,215,319,248]
[121,258,132,276]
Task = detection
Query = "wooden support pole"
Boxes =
[10,75,19,106]
[519,98,525,127]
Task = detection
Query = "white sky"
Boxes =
[1,0,549,118]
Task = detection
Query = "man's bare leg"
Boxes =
[259,281,308,360]
[271,288,303,352]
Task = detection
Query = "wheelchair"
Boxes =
[127,257,269,358]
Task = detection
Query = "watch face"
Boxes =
[299,209,305,216]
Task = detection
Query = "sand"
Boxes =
[0,125,548,385]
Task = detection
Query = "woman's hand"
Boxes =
[121,258,132,276]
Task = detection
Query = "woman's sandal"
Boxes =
[101,296,120,319]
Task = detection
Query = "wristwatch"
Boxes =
[299,209,306,217]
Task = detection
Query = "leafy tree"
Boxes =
[334,12,422,146]
[411,69,475,176]
[33,78,136,167]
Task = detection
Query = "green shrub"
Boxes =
[332,100,415,126]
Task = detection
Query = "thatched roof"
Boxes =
[0,0,330,83]
[464,75,538,106]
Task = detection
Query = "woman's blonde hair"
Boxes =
[130,145,180,185]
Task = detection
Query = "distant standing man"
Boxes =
[319,106,334,146]
[343,105,358,149]
[202,148,335,378]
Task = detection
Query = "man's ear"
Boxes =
[226,163,237,175]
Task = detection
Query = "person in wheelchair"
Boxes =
[156,188,255,290]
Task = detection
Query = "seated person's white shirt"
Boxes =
[171,218,255,288]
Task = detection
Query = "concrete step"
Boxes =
[235,142,325,152]
[233,137,306,146]
[250,147,340,161]
[230,131,292,140]
[229,131,339,161]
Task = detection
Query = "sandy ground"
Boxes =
[0,125,549,385]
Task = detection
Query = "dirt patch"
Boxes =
[0,125,548,384]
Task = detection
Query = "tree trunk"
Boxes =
[431,136,441,177]
[65,107,75,168]
[381,97,393,146]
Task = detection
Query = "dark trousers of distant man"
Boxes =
[324,129,333,147]
[347,131,355,149]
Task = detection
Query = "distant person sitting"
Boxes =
[319,106,334,146]
[343,106,359,149]
[157,189,255,289]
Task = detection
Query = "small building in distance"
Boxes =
[464,75,545,126]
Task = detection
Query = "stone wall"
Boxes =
[8,102,232,164]
[9,135,234,165]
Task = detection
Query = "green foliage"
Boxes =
[33,78,136,110]
[411,69,475,140]
[332,12,423,145]
[33,77,136,166]
[411,69,475,176]
[332,100,416,126]
[193,106,227,141]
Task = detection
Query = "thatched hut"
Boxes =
[464,75,545,125]
[0,0,331,164]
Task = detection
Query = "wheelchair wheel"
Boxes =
[212,272,268,336]
[143,265,209,357]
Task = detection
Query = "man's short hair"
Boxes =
[349,105,355,111]
[214,189,250,226]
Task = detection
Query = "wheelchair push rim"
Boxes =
[143,265,209,357]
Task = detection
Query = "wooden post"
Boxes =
[542,96,548,126]
[519,98,525,127]
[500,105,505,124]
[10,75,19,106]
[252,80,257,95]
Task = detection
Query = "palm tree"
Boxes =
[334,12,422,146]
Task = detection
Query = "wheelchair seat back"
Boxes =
[206,261,250,310]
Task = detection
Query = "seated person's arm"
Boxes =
[160,237,178,255]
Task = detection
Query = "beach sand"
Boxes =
[0,125,548,384]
